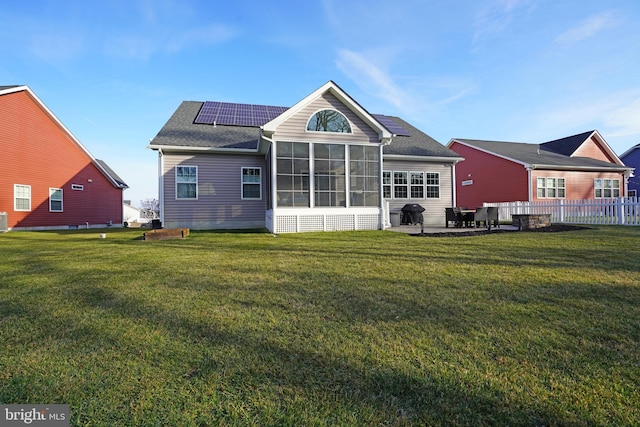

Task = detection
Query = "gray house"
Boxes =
[148,81,462,233]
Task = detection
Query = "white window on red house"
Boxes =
[595,178,620,198]
[50,188,63,212]
[14,184,31,211]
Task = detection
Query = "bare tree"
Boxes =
[140,198,159,219]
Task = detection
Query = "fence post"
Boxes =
[617,197,625,225]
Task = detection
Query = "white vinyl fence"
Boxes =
[484,198,640,226]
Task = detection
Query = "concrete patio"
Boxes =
[386,223,519,234]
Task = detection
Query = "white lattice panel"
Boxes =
[357,214,380,230]
[299,215,324,232]
[276,216,298,233]
[326,215,355,231]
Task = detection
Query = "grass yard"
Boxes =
[1,226,639,426]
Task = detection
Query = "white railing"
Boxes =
[484,197,640,226]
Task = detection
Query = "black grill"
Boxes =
[401,204,425,226]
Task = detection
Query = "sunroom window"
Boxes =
[307,110,351,133]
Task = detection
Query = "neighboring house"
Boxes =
[0,85,128,231]
[123,201,149,224]
[447,130,633,208]
[620,144,640,198]
[148,81,462,233]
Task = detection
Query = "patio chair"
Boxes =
[473,207,490,229]
[487,206,500,228]
[445,207,462,228]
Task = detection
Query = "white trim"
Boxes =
[262,81,392,142]
[383,154,463,163]
[71,184,84,191]
[175,165,198,200]
[147,144,259,153]
[241,166,262,200]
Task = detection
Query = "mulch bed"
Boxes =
[412,224,590,237]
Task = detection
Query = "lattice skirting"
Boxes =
[274,213,381,233]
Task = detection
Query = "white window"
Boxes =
[50,188,63,212]
[349,145,379,207]
[307,110,352,133]
[383,171,392,199]
[314,144,346,207]
[276,142,310,207]
[426,173,440,199]
[14,184,31,211]
[595,178,620,198]
[410,172,424,199]
[71,184,84,191]
[176,166,197,199]
[393,172,408,199]
[537,177,566,198]
[241,167,261,200]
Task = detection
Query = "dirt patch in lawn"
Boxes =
[413,224,591,237]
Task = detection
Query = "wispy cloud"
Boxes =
[554,11,620,47]
[473,0,538,45]
[335,49,413,113]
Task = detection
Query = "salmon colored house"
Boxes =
[0,85,128,231]
[447,131,632,208]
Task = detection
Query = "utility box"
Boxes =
[0,212,7,232]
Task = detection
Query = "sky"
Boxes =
[2,0,640,207]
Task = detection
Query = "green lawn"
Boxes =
[1,227,639,426]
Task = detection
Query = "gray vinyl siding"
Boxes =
[274,93,379,143]
[162,153,267,229]
[383,159,455,226]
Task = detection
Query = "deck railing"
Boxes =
[484,197,640,226]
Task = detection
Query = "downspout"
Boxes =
[526,166,533,202]
[158,148,165,224]
[450,163,457,207]
[261,132,277,232]
[380,137,393,229]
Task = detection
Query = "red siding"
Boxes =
[449,142,529,207]
[0,90,123,229]
[532,170,626,200]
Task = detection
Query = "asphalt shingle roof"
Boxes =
[151,101,459,159]
[150,101,262,150]
[454,138,627,170]
[381,116,460,158]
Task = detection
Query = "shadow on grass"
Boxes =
[51,281,612,425]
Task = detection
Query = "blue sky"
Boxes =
[3,0,640,206]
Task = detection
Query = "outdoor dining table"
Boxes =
[460,209,476,228]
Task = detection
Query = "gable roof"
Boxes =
[262,81,392,142]
[620,143,640,160]
[450,137,631,172]
[1,85,128,189]
[150,83,456,160]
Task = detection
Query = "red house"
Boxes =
[447,131,632,208]
[0,85,128,231]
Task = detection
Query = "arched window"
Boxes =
[307,110,352,133]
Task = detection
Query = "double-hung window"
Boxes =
[176,166,197,199]
[50,188,63,212]
[382,171,392,199]
[410,172,424,198]
[14,184,31,211]
[426,173,440,198]
[595,178,620,198]
[241,167,261,199]
[393,172,408,199]
[537,177,566,198]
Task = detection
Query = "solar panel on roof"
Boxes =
[194,101,288,127]
[372,114,411,136]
